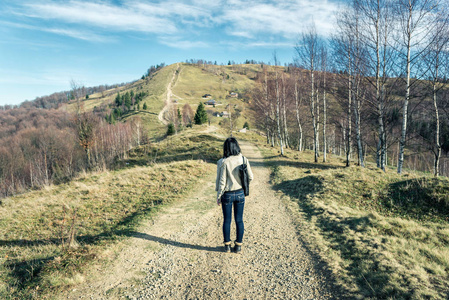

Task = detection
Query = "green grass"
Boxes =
[63,63,259,140]
[0,130,224,299]
[259,144,449,299]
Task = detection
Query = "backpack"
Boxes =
[239,156,250,196]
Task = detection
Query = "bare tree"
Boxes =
[293,70,304,151]
[320,46,328,162]
[423,9,449,176]
[281,73,290,148]
[273,52,285,156]
[71,79,96,168]
[182,103,194,126]
[396,0,439,174]
[295,22,321,162]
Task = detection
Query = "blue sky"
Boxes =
[0,0,343,106]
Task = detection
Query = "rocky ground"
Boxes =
[64,141,340,299]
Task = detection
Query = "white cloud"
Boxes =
[21,1,179,35]
[217,0,340,39]
[11,0,341,42]
[0,20,112,42]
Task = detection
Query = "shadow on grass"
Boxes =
[274,176,410,299]
[1,203,222,297]
[249,155,344,171]
[3,256,55,293]
[383,178,449,222]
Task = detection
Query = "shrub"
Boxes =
[167,123,175,136]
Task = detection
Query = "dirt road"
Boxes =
[158,63,180,125]
[65,141,337,299]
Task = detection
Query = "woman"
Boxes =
[216,137,254,253]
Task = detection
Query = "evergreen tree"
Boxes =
[124,92,132,111]
[115,92,121,106]
[243,121,250,130]
[143,102,148,110]
[167,123,175,136]
[194,102,208,125]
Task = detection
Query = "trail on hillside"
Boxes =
[158,63,181,125]
[65,142,337,299]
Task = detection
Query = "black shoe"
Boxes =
[224,244,231,253]
[233,244,242,254]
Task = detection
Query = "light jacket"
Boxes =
[215,153,254,199]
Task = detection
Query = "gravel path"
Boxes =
[65,141,337,299]
[157,63,180,125]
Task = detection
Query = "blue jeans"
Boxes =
[221,189,245,244]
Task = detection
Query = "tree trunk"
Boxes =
[346,54,352,167]
[354,89,364,167]
[294,79,303,152]
[275,70,284,156]
[398,18,411,174]
[311,67,318,162]
[316,90,320,156]
[323,74,327,163]
[433,82,441,176]
[282,74,290,149]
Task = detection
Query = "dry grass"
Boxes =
[259,144,449,299]
[0,131,224,299]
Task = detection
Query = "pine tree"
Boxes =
[143,102,148,110]
[124,92,132,111]
[167,123,175,136]
[243,121,250,130]
[115,92,121,106]
[194,102,208,125]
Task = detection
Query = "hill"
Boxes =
[63,63,261,139]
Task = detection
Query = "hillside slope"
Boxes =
[63,63,259,139]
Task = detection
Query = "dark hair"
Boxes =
[223,137,241,158]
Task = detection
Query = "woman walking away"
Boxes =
[216,137,254,253]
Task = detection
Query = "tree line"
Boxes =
[0,100,147,198]
[252,0,449,176]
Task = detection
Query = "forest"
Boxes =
[251,0,449,177]
[0,94,146,198]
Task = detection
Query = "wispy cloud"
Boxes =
[217,0,340,39]
[0,20,113,42]
[17,0,209,35]
[7,0,341,44]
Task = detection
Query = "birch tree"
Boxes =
[273,52,284,156]
[423,10,449,176]
[320,46,328,162]
[295,22,320,162]
[294,70,304,151]
[396,0,439,174]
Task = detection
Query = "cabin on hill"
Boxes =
[228,92,238,98]
[204,99,216,106]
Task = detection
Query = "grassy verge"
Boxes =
[0,131,224,299]
[258,144,449,299]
